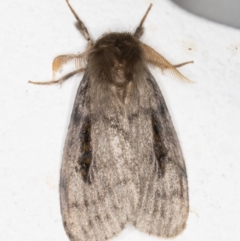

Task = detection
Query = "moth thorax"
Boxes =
[88,32,146,106]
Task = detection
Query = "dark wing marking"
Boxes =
[77,115,92,183]
[134,71,189,237]
[152,111,168,175]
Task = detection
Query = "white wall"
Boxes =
[0,0,240,240]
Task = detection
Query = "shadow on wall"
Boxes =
[172,0,240,29]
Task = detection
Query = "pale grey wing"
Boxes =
[133,71,189,237]
[60,74,138,241]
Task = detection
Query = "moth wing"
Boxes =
[60,74,138,241]
[134,71,189,237]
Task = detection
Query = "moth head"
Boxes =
[87,33,145,85]
[84,3,153,85]
[63,1,153,87]
[63,1,153,108]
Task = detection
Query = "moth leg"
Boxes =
[141,42,194,82]
[29,68,85,85]
[66,0,93,47]
[151,60,193,71]
[134,4,153,39]
[173,60,194,68]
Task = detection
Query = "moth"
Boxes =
[30,1,192,240]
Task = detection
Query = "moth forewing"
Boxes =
[30,1,192,241]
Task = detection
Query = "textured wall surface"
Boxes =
[0,0,240,241]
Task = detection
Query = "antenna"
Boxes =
[66,0,93,46]
[134,4,153,39]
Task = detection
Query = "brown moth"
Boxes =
[30,1,192,240]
